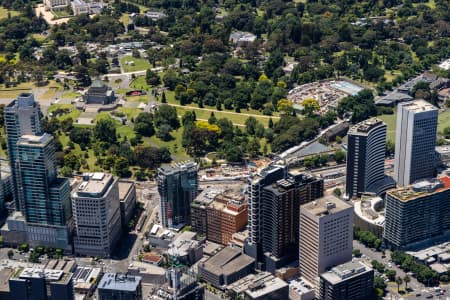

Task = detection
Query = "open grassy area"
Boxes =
[120,13,130,26]
[47,103,81,121]
[379,109,450,142]
[120,56,151,72]
[61,90,81,99]
[130,76,151,90]
[148,128,190,161]
[0,7,19,19]
[0,81,34,98]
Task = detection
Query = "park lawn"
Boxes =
[412,0,435,8]
[117,107,142,119]
[148,128,190,161]
[437,109,450,133]
[120,13,130,26]
[120,56,151,72]
[126,95,149,103]
[0,7,19,19]
[130,76,152,91]
[47,104,81,121]
[173,106,269,127]
[61,90,81,99]
[384,70,402,83]
[41,87,60,100]
[0,81,35,98]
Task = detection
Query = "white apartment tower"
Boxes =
[72,173,122,257]
[299,195,353,286]
[394,100,438,186]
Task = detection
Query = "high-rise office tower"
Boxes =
[394,99,438,186]
[384,177,450,249]
[15,134,72,249]
[158,162,198,229]
[4,93,42,210]
[346,118,386,198]
[72,172,122,257]
[299,195,353,285]
[245,166,324,272]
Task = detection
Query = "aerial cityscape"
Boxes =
[0,0,448,299]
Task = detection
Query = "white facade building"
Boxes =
[394,99,438,186]
[72,173,122,257]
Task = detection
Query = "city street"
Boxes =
[353,241,450,299]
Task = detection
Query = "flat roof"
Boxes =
[388,177,450,202]
[158,161,197,176]
[118,181,134,200]
[244,276,288,298]
[98,273,141,292]
[348,118,385,136]
[18,134,52,146]
[320,261,371,284]
[301,195,352,216]
[74,173,114,196]
[202,247,254,277]
[400,99,437,113]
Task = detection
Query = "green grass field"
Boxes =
[120,56,150,72]
[47,104,81,121]
[0,7,19,19]
[130,76,151,90]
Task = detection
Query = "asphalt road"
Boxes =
[353,241,450,299]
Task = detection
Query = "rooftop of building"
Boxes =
[301,195,352,216]
[289,277,315,295]
[388,177,450,202]
[158,161,197,176]
[400,99,437,113]
[201,247,254,277]
[118,180,134,201]
[245,276,288,298]
[98,273,141,291]
[229,31,257,41]
[6,93,37,109]
[353,195,385,227]
[73,172,114,197]
[348,118,386,136]
[320,261,372,284]
[0,268,13,293]
[15,267,72,283]
[168,231,200,257]
[227,272,281,294]
[18,133,52,146]
[192,187,246,215]
[436,146,450,154]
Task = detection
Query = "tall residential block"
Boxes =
[346,118,387,198]
[72,173,122,257]
[246,165,324,271]
[384,177,450,249]
[98,273,142,300]
[16,134,72,249]
[394,99,438,186]
[5,93,42,210]
[158,162,198,229]
[9,268,74,300]
[319,261,374,300]
[299,195,353,285]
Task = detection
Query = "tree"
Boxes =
[335,150,346,163]
[245,117,258,135]
[386,140,395,156]
[403,275,410,290]
[94,118,117,145]
[156,124,173,141]
[69,127,92,149]
[145,69,161,86]
[134,112,154,137]
[386,269,397,282]
[7,250,13,259]
[154,105,180,129]
[395,276,403,293]
[333,188,342,197]
[352,248,361,258]
[302,98,320,116]
[114,157,130,177]
[277,99,294,115]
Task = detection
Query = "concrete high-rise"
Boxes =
[15,134,72,249]
[346,118,387,198]
[72,173,122,257]
[384,177,450,249]
[299,195,353,285]
[158,162,198,229]
[245,166,324,271]
[4,93,42,210]
[394,99,438,186]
